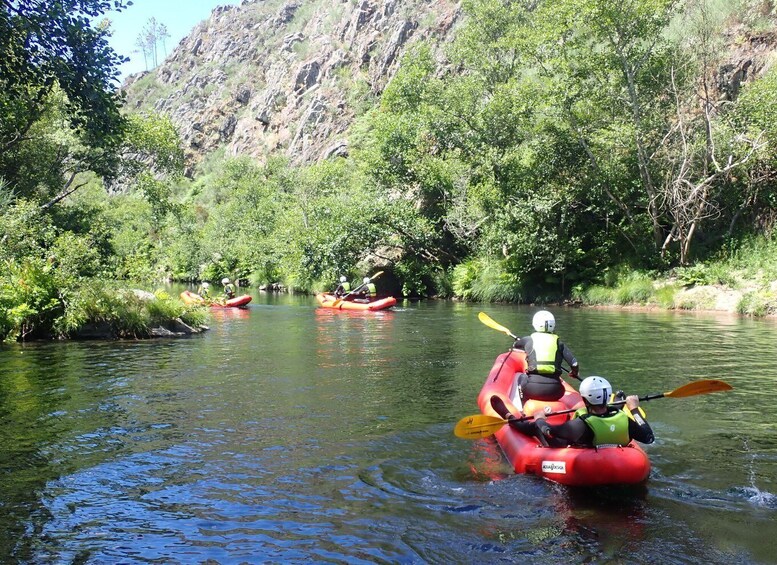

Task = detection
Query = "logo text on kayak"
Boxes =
[541,461,567,474]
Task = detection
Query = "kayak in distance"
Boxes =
[315,292,397,311]
[180,290,252,308]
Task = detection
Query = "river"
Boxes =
[1,291,775,563]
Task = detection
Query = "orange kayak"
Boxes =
[315,292,396,311]
[180,290,252,308]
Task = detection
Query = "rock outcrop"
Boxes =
[121,1,777,177]
[122,0,461,174]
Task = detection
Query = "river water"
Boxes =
[1,291,775,563]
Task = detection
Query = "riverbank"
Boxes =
[574,274,777,317]
[1,285,208,343]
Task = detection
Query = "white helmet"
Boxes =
[340,276,347,282]
[532,310,555,333]
[201,282,210,288]
[222,278,230,285]
[579,376,612,406]
[363,277,370,284]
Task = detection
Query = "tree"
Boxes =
[0,1,130,159]
[134,17,169,71]
[158,23,170,58]
[655,0,766,263]
[1,0,132,212]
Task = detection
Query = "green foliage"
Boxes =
[653,283,681,308]
[451,258,525,302]
[1,1,129,191]
[735,65,777,164]
[737,289,777,317]
[613,275,654,305]
[120,113,185,179]
[575,269,662,306]
[574,284,614,306]
[5,0,777,327]
[674,264,710,286]
[0,259,61,341]
[393,257,430,298]
[451,259,482,300]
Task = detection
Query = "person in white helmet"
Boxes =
[352,276,377,303]
[511,310,579,402]
[334,275,351,298]
[221,277,236,299]
[491,376,654,448]
[197,281,212,300]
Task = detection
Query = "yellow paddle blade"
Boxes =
[370,271,384,280]
[453,414,508,439]
[477,312,517,339]
[663,379,733,398]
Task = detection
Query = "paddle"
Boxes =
[477,311,581,380]
[334,271,384,305]
[453,378,733,439]
[478,311,517,339]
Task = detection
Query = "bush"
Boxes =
[451,259,481,300]
[467,260,525,303]
[614,276,654,305]
[0,259,62,341]
[737,290,777,317]
[653,283,680,308]
[578,285,616,305]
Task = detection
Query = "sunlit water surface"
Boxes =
[1,292,776,563]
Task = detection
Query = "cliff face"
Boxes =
[121,0,777,177]
[122,0,461,174]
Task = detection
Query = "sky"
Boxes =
[105,0,242,80]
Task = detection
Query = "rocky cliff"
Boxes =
[122,0,461,174]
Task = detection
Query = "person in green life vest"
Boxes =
[353,276,377,303]
[221,277,236,299]
[492,376,655,448]
[198,281,212,300]
[334,275,351,298]
[511,310,579,402]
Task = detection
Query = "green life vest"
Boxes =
[575,408,631,446]
[365,283,376,295]
[341,282,351,292]
[530,332,559,375]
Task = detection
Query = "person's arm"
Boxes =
[512,336,529,350]
[559,341,579,378]
[626,395,655,444]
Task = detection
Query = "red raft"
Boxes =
[315,292,397,311]
[180,290,252,308]
[476,349,650,487]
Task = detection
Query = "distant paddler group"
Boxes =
[316,271,397,311]
[181,277,252,308]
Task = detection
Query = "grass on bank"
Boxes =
[1,268,207,342]
[572,236,777,317]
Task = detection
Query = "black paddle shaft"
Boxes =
[509,393,661,423]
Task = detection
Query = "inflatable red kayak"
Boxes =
[315,292,396,311]
[476,349,651,486]
[180,290,252,308]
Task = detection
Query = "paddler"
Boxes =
[334,276,351,298]
[512,310,580,402]
[492,376,655,448]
